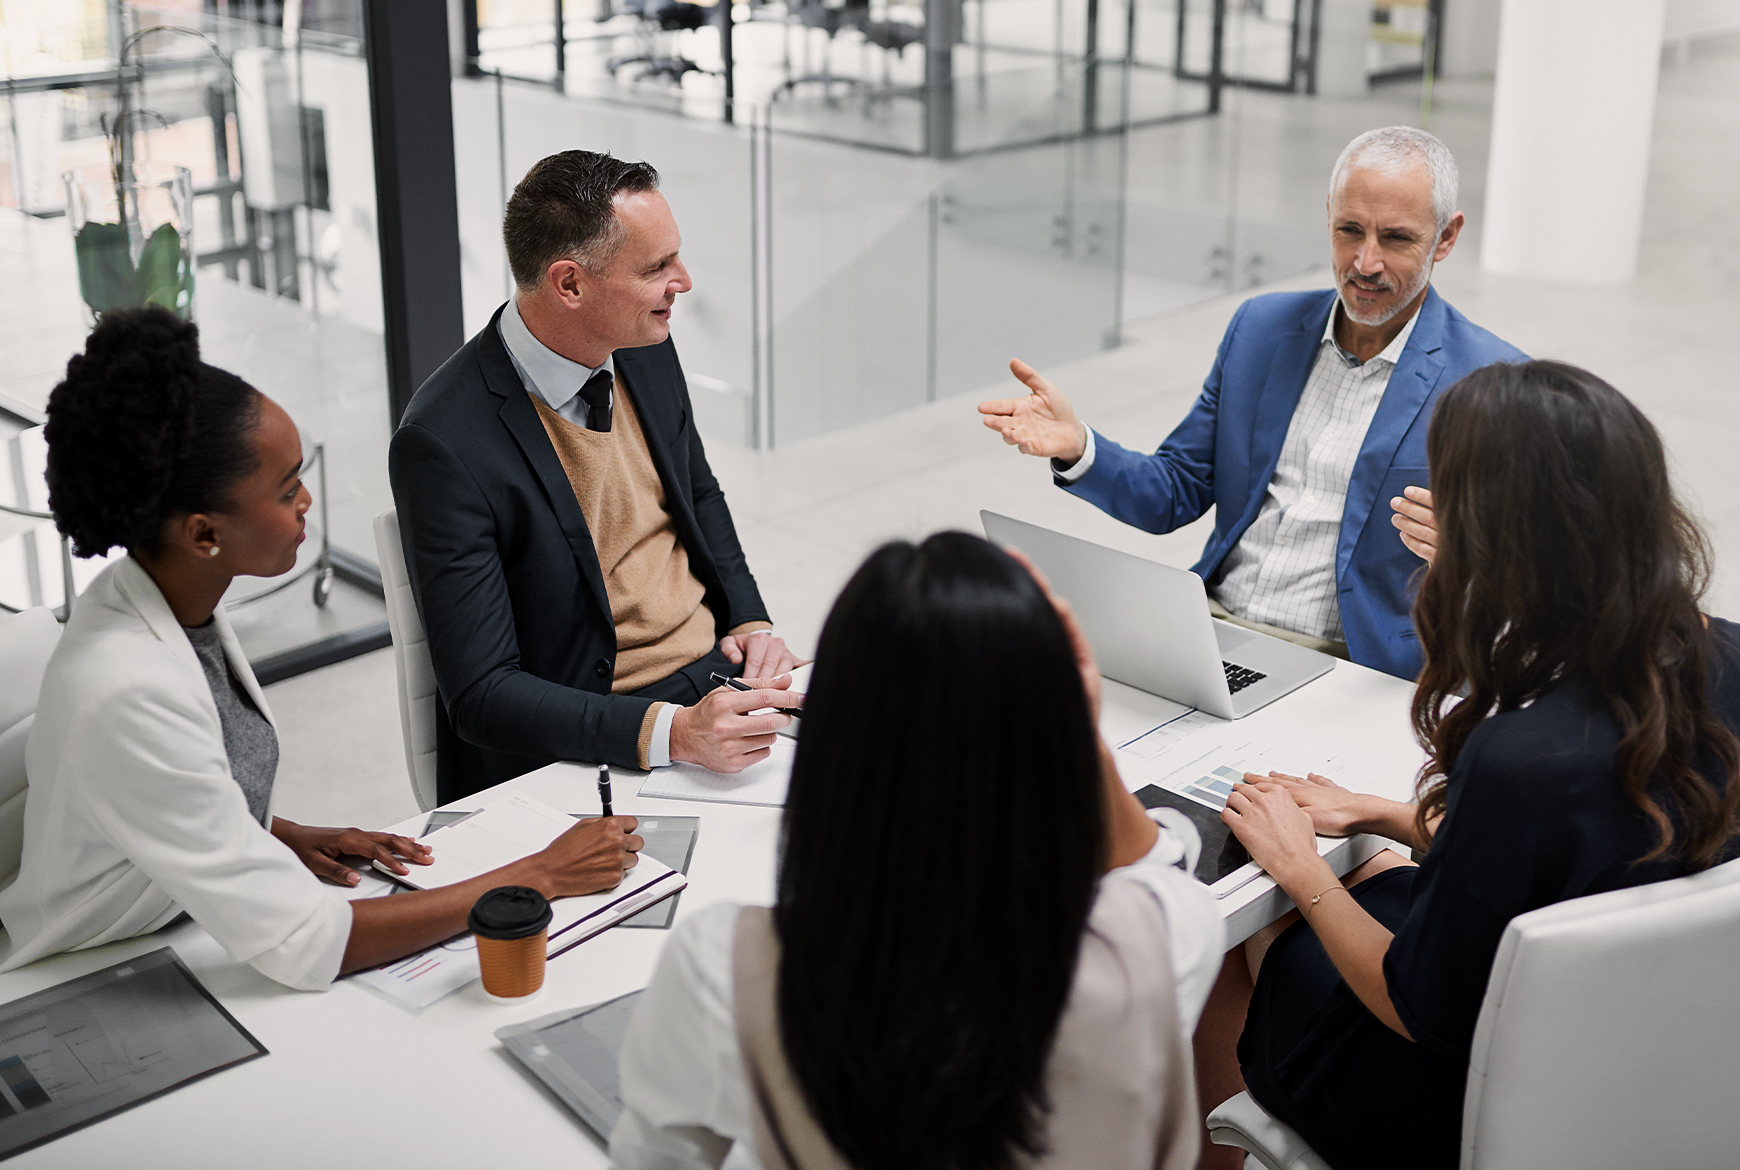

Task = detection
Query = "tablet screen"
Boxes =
[1134,784,1254,890]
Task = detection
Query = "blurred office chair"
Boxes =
[777,0,870,100]
[608,0,714,85]
[1207,855,1740,1170]
[0,607,63,885]
[373,508,438,812]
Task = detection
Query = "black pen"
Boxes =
[597,763,613,817]
[708,671,803,719]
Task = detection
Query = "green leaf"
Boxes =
[134,223,192,317]
[72,221,137,314]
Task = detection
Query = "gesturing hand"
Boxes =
[1390,485,1438,565]
[977,359,1088,464]
[271,819,433,887]
[1221,781,1319,885]
[719,630,806,680]
[536,815,643,898]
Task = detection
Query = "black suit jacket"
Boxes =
[388,307,770,801]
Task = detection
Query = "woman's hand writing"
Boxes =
[526,815,644,899]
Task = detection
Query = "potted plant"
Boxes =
[61,25,233,323]
[64,156,194,321]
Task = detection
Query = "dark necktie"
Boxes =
[577,368,613,432]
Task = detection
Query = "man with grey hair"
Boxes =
[391,151,801,802]
[980,126,1524,680]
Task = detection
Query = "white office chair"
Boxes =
[0,608,62,885]
[373,508,439,812]
[1208,855,1740,1170]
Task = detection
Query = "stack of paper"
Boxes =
[638,736,796,807]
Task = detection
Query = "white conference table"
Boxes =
[0,655,1422,1168]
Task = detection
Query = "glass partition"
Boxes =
[466,0,1214,152]
[765,56,1129,442]
[453,0,1401,454]
[459,78,759,442]
[0,0,392,675]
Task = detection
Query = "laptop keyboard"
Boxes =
[1223,662,1268,695]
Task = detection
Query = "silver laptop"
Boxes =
[980,511,1334,718]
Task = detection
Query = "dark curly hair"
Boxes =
[1412,360,1740,869]
[502,151,660,289]
[45,306,263,559]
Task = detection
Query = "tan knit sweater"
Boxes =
[532,383,766,766]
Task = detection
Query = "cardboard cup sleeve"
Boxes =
[469,886,553,1003]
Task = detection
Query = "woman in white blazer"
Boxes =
[0,307,644,990]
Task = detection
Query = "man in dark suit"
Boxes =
[391,152,800,802]
[979,127,1525,681]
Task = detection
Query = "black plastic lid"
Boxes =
[468,886,553,940]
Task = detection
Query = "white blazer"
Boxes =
[0,557,350,989]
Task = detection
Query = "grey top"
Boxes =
[183,621,278,827]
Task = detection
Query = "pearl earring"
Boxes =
[208,547,221,557]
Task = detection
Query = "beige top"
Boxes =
[731,895,1200,1170]
[610,821,1223,1170]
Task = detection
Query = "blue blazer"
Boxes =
[1064,287,1526,680]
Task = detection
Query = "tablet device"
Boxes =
[1134,784,1256,894]
[0,948,265,1160]
[498,990,644,1141]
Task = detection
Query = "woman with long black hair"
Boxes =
[611,531,1224,1170]
[1219,360,1740,1168]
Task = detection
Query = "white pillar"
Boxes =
[1438,0,1502,78]
[1315,0,1371,97]
[1480,0,1669,284]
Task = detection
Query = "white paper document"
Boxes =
[352,857,685,1011]
[1115,709,1225,767]
[638,736,795,807]
[373,792,580,889]
[1114,715,1389,899]
[1115,716,1386,812]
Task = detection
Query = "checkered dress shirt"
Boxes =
[1211,303,1419,640]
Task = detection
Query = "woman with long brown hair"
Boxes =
[1217,360,1740,1169]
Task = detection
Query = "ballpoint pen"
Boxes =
[597,763,613,817]
[708,671,803,718]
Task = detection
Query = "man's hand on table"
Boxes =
[1390,485,1437,564]
[719,629,805,679]
[978,359,1089,466]
[271,818,432,887]
[671,681,799,773]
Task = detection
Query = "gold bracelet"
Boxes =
[1304,884,1351,921]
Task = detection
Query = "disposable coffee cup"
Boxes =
[469,886,552,1004]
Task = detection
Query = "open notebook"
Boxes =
[354,794,686,1009]
[638,737,795,807]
